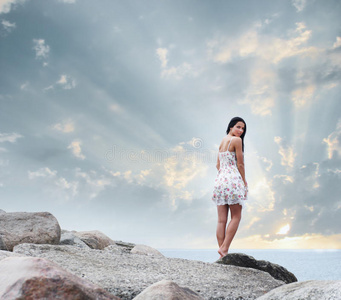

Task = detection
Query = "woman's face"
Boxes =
[230,121,245,137]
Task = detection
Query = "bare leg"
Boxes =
[218,204,242,257]
[216,205,229,257]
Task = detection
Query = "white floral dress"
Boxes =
[212,138,247,206]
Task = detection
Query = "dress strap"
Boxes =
[228,137,234,151]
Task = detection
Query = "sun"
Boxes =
[276,224,291,235]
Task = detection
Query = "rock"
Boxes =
[0,209,5,214]
[217,253,297,284]
[0,236,7,251]
[74,230,115,250]
[133,279,204,300]
[114,240,136,250]
[13,243,284,300]
[0,250,26,261]
[60,231,90,249]
[131,244,164,257]
[256,280,341,300]
[104,244,129,254]
[0,211,61,251]
[0,256,120,299]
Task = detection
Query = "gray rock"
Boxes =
[133,279,204,300]
[104,244,129,254]
[131,244,164,257]
[74,230,115,250]
[0,236,7,251]
[60,231,90,249]
[13,243,284,300]
[0,211,61,251]
[217,253,297,284]
[0,209,6,214]
[256,280,341,300]
[0,256,120,299]
[114,240,136,250]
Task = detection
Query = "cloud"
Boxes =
[0,0,26,14]
[156,48,168,68]
[291,84,316,108]
[109,103,124,113]
[33,39,50,59]
[1,19,15,34]
[323,119,341,159]
[28,167,57,179]
[28,167,78,200]
[44,74,77,91]
[239,66,276,116]
[274,136,296,169]
[68,140,85,160]
[156,47,196,80]
[208,22,318,65]
[292,0,307,12]
[52,120,75,133]
[0,132,22,143]
[58,0,76,3]
[333,37,341,49]
[75,168,112,199]
[57,74,76,90]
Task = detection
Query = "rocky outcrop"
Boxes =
[73,230,115,250]
[13,243,284,300]
[256,280,341,300]
[133,279,204,300]
[0,211,61,251]
[0,256,120,299]
[217,253,297,284]
[131,244,164,257]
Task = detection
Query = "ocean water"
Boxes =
[158,249,341,282]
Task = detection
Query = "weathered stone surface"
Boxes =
[74,230,115,250]
[0,211,61,251]
[131,244,164,257]
[256,280,341,300]
[13,243,284,300]
[0,209,5,214]
[0,250,26,261]
[114,240,136,250]
[133,279,204,300]
[60,230,90,249]
[0,256,120,299]
[217,253,297,284]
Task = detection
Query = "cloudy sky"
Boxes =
[1,0,340,250]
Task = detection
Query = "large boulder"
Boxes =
[73,230,115,250]
[0,211,61,251]
[0,250,26,261]
[256,280,341,300]
[131,244,164,257]
[133,279,204,300]
[217,253,297,284]
[0,256,120,299]
[13,243,284,300]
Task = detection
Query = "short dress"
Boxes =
[212,137,247,206]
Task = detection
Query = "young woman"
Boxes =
[212,117,248,258]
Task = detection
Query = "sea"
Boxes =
[158,249,341,282]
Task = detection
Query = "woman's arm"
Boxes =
[234,138,247,185]
[216,154,220,170]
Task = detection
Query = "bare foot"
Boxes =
[218,248,228,258]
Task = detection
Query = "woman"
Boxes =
[212,117,248,258]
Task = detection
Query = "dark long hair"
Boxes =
[226,117,247,152]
